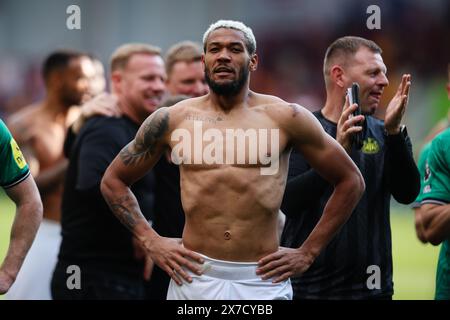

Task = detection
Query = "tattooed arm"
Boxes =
[101,107,203,285]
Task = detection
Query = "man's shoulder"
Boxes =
[257,98,313,124]
[7,103,42,133]
[429,128,450,163]
[0,119,12,145]
[81,116,132,138]
[161,96,208,124]
[251,92,286,105]
[433,127,450,147]
[167,96,205,112]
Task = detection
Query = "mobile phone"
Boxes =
[347,82,364,149]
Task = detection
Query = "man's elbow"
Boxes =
[25,195,43,225]
[394,183,420,205]
[100,171,113,200]
[353,170,366,200]
[34,198,43,222]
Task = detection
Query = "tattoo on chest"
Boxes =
[185,113,224,124]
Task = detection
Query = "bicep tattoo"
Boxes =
[119,109,169,166]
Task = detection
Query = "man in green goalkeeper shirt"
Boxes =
[0,119,42,294]
[415,128,450,300]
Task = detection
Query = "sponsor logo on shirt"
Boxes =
[10,138,27,169]
[423,185,431,194]
[361,137,380,154]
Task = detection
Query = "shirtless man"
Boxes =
[6,50,95,299]
[8,51,94,221]
[101,20,365,300]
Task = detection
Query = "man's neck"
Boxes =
[321,90,346,124]
[43,92,71,117]
[118,97,145,125]
[209,87,251,113]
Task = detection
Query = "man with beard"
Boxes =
[51,43,165,299]
[101,20,365,300]
[280,36,420,299]
[6,50,95,299]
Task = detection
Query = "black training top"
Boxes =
[281,110,420,299]
[153,155,185,237]
[58,116,155,278]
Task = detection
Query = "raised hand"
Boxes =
[384,74,411,135]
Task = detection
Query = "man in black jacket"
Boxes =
[281,36,420,300]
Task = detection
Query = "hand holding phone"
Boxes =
[346,83,364,149]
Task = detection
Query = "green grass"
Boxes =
[0,193,441,300]
[391,207,440,300]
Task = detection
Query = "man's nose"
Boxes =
[217,48,231,62]
[378,73,389,87]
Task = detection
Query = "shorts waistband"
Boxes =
[190,252,259,281]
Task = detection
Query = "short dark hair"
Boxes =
[42,50,85,83]
[323,36,382,84]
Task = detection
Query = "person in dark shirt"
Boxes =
[281,36,420,300]
[51,43,166,299]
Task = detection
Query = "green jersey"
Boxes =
[0,119,30,189]
[420,128,450,300]
[413,142,432,206]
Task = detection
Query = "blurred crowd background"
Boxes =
[0,0,449,152]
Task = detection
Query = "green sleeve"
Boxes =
[421,129,450,205]
[0,119,30,189]
[413,142,432,206]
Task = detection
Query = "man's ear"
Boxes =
[330,65,346,88]
[201,54,206,71]
[249,53,258,72]
[111,71,122,94]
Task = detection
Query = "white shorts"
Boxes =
[5,219,61,300]
[166,252,293,300]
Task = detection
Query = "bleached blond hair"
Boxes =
[202,20,256,55]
